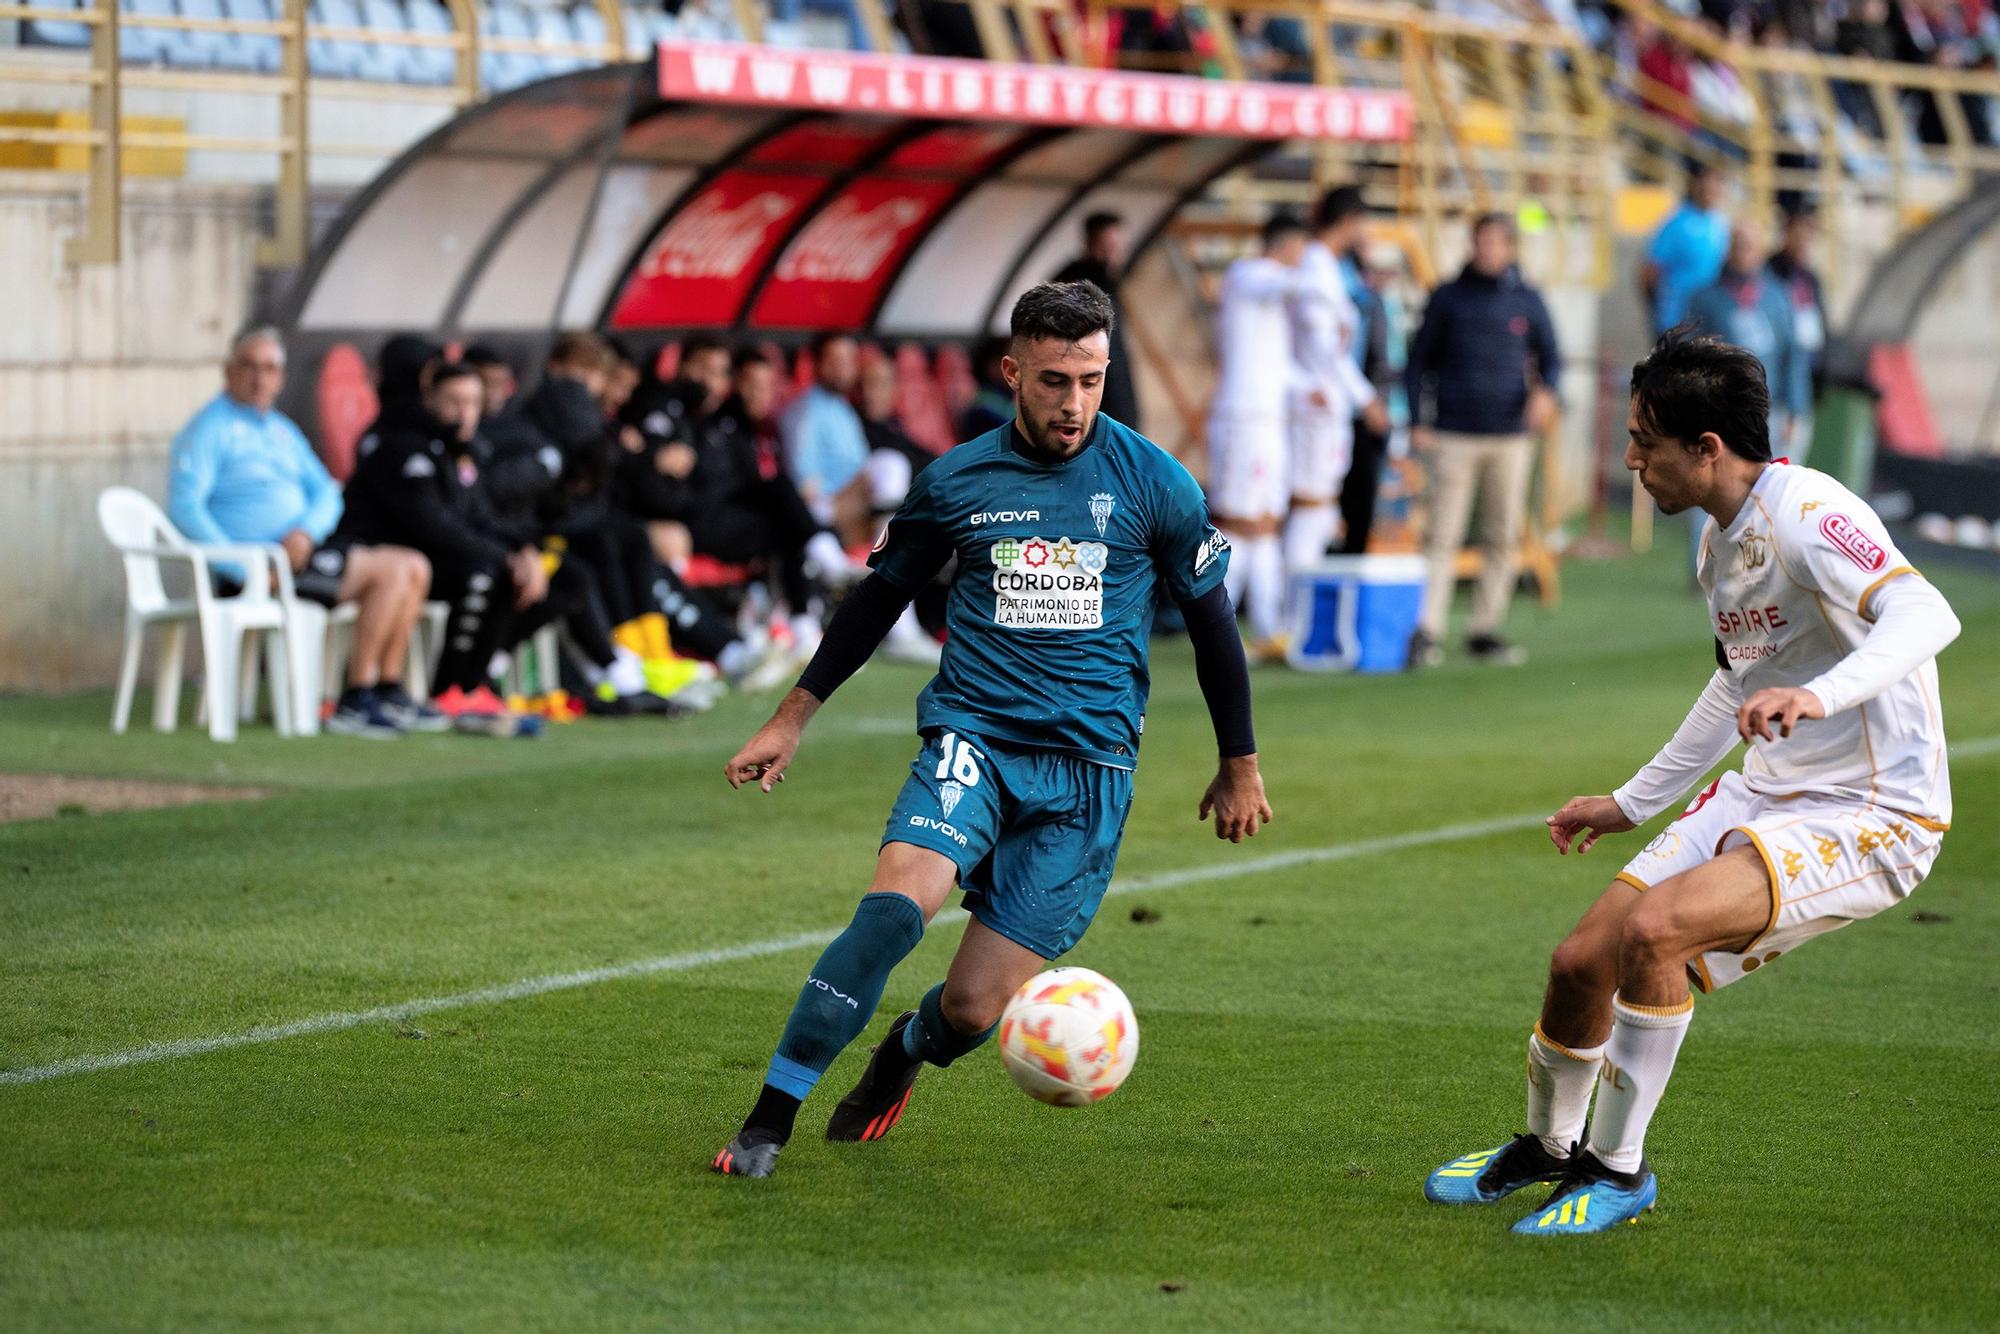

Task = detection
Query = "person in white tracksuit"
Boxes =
[1287,203,1391,585]
[1208,212,1315,656]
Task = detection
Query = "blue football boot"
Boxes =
[1511,1148,1657,1235]
[1425,1133,1569,1205]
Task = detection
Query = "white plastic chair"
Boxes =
[97,486,296,743]
[272,596,449,733]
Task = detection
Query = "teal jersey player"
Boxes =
[872,412,1233,770]
[713,281,1274,1180]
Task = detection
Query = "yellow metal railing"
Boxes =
[0,0,626,265]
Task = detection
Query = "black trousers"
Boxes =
[1338,418,1390,555]
[430,552,617,692]
[565,513,740,662]
[687,474,821,611]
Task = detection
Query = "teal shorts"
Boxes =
[883,728,1135,959]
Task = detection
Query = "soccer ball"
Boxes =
[997,967,1139,1107]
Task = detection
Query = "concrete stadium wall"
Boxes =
[0,174,269,692]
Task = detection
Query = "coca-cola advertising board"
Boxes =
[749,178,959,329]
[608,171,827,329]
[657,41,1411,142]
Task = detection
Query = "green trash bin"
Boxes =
[1808,382,1878,496]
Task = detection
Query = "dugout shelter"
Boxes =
[274,41,1411,471]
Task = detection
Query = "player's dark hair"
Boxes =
[1082,210,1123,241]
[682,335,729,362]
[732,346,771,374]
[1314,184,1367,229]
[1009,281,1115,348]
[1262,210,1308,248]
[461,343,510,371]
[1629,327,1772,462]
[1472,211,1514,240]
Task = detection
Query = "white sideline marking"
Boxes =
[0,812,1541,1088]
[11,732,1999,1090]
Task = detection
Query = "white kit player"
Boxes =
[1208,212,1313,657]
[1426,331,1960,1235]
[1286,205,1386,581]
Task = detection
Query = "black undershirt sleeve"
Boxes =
[1180,582,1257,758]
[795,574,918,702]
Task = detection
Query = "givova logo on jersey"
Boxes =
[990,536,1107,629]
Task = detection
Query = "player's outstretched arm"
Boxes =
[725,688,822,792]
[1200,756,1273,844]
[1180,584,1273,843]
[723,574,917,793]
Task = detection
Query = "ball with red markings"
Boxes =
[996,966,1139,1107]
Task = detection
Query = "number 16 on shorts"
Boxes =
[934,731,984,786]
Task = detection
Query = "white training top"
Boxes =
[1289,241,1377,417]
[1209,255,1311,422]
[1614,463,1957,828]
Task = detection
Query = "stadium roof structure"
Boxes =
[279,43,1411,347]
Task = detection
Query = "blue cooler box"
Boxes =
[1287,555,1428,673]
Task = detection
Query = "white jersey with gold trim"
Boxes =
[1696,462,1950,826]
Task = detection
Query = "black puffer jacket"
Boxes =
[1403,264,1561,436]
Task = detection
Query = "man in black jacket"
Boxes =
[341,361,640,720]
[1403,214,1561,667]
[1051,211,1141,430]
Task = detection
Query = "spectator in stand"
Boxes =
[463,344,518,416]
[1640,163,1731,337]
[1403,214,1561,670]
[781,333,883,547]
[167,326,435,739]
[1637,22,1698,135]
[1835,1,1897,138]
[1767,205,1827,455]
[1685,221,1807,454]
[1894,0,1997,147]
[1051,214,1143,430]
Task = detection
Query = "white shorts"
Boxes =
[1206,414,1288,520]
[1288,405,1353,503]
[1616,770,1944,992]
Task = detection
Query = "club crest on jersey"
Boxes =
[939,780,964,820]
[1737,530,1768,572]
[1820,512,1886,572]
[1089,492,1115,537]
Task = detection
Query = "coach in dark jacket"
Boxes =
[1403,214,1561,668]
[1051,211,1141,430]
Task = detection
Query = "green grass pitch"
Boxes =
[4,540,1997,1330]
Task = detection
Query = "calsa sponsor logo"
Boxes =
[970,509,1041,526]
[1820,512,1887,572]
[907,815,969,847]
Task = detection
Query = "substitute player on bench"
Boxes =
[711,282,1273,1179]
[1426,330,1959,1234]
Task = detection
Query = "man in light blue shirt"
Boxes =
[1639,164,1731,335]
[168,327,435,737]
[781,334,876,542]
